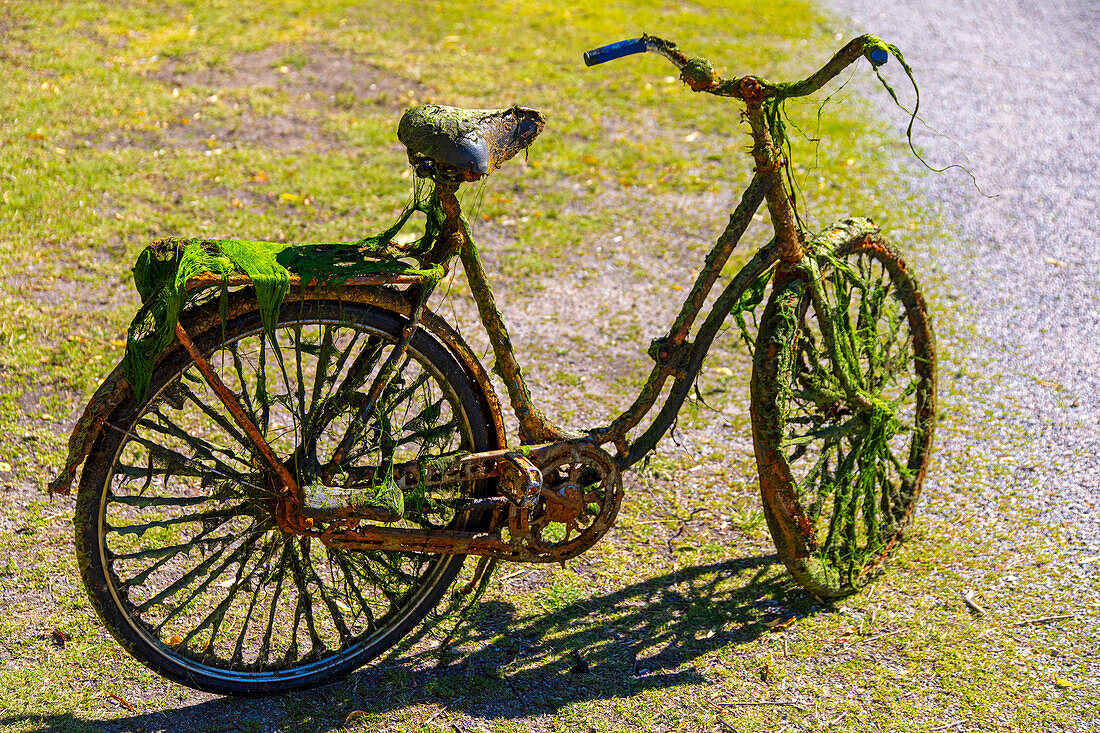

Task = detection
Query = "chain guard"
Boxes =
[316,441,623,563]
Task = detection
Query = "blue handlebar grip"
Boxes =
[583,37,648,67]
[868,47,889,66]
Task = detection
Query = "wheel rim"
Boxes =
[756,240,935,594]
[94,308,483,688]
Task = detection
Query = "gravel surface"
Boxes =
[825,0,1100,550]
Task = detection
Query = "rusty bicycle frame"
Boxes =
[137,34,902,567]
[56,34,913,574]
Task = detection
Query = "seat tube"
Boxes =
[453,203,570,444]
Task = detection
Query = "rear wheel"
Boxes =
[750,234,936,596]
[76,300,496,694]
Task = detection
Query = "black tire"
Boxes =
[76,300,495,695]
[750,234,936,597]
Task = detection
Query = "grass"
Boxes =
[0,0,1097,731]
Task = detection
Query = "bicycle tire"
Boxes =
[76,298,496,695]
[750,233,936,597]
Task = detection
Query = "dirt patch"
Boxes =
[75,112,339,154]
[152,43,431,112]
[166,112,335,151]
[80,44,431,154]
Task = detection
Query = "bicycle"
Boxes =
[50,33,936,695]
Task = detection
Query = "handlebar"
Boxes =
[583,37,648,67]
[583,33,899,102]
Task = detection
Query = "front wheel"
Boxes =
[750,232,936,597]
[76,299,498,694]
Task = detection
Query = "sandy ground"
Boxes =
[826,0,1100,549]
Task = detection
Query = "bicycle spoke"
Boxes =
[331,552,379,634]
[304,324,338,436]
[81,300,492,692]
[180,540,260,650]
[106,492,212,509]
[132,415,252,479]
[287,543,325,660]
[136,520,265,618]
[298,540,354,645]
[255,542,293,665]
[173,381,253,457]
[109,501,251,537]
[230,542,280,664]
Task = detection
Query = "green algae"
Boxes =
[123,183,446,402]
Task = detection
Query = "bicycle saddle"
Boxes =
[398,104,544,178]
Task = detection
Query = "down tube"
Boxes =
[588,176,769,447]
[620,239,781,470]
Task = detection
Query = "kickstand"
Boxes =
[457,556,498,596]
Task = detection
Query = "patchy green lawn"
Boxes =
[0,0,1095,731]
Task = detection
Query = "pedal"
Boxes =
[497,451,543,508]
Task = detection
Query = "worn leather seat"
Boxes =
[398,105,545,178]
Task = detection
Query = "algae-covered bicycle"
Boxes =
[52,34,935,695]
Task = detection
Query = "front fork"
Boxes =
[772,228,877,414]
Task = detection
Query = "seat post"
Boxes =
[418,180,465,266]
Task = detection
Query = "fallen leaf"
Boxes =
[280,192,300,203]
[107,692,136,711]
[763,616,797,631]
[683,131,701,142]
[0,461,11,473]
[345,710,367,723]
[110,338,127,347]
[1055,677,1083,690]
[713,366,734,377]
[1044,257,1068,268]
[51,628,71,647]
[167,634,184,645]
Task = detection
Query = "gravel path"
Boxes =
[825,0,1100,550]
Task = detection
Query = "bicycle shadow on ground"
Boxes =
[2,553,825,732]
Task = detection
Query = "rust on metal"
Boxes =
[49,283,509,496]
[47,364,130,495]
[173,322,310,533]
[310,441,622,564]
[184,272,430,292]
